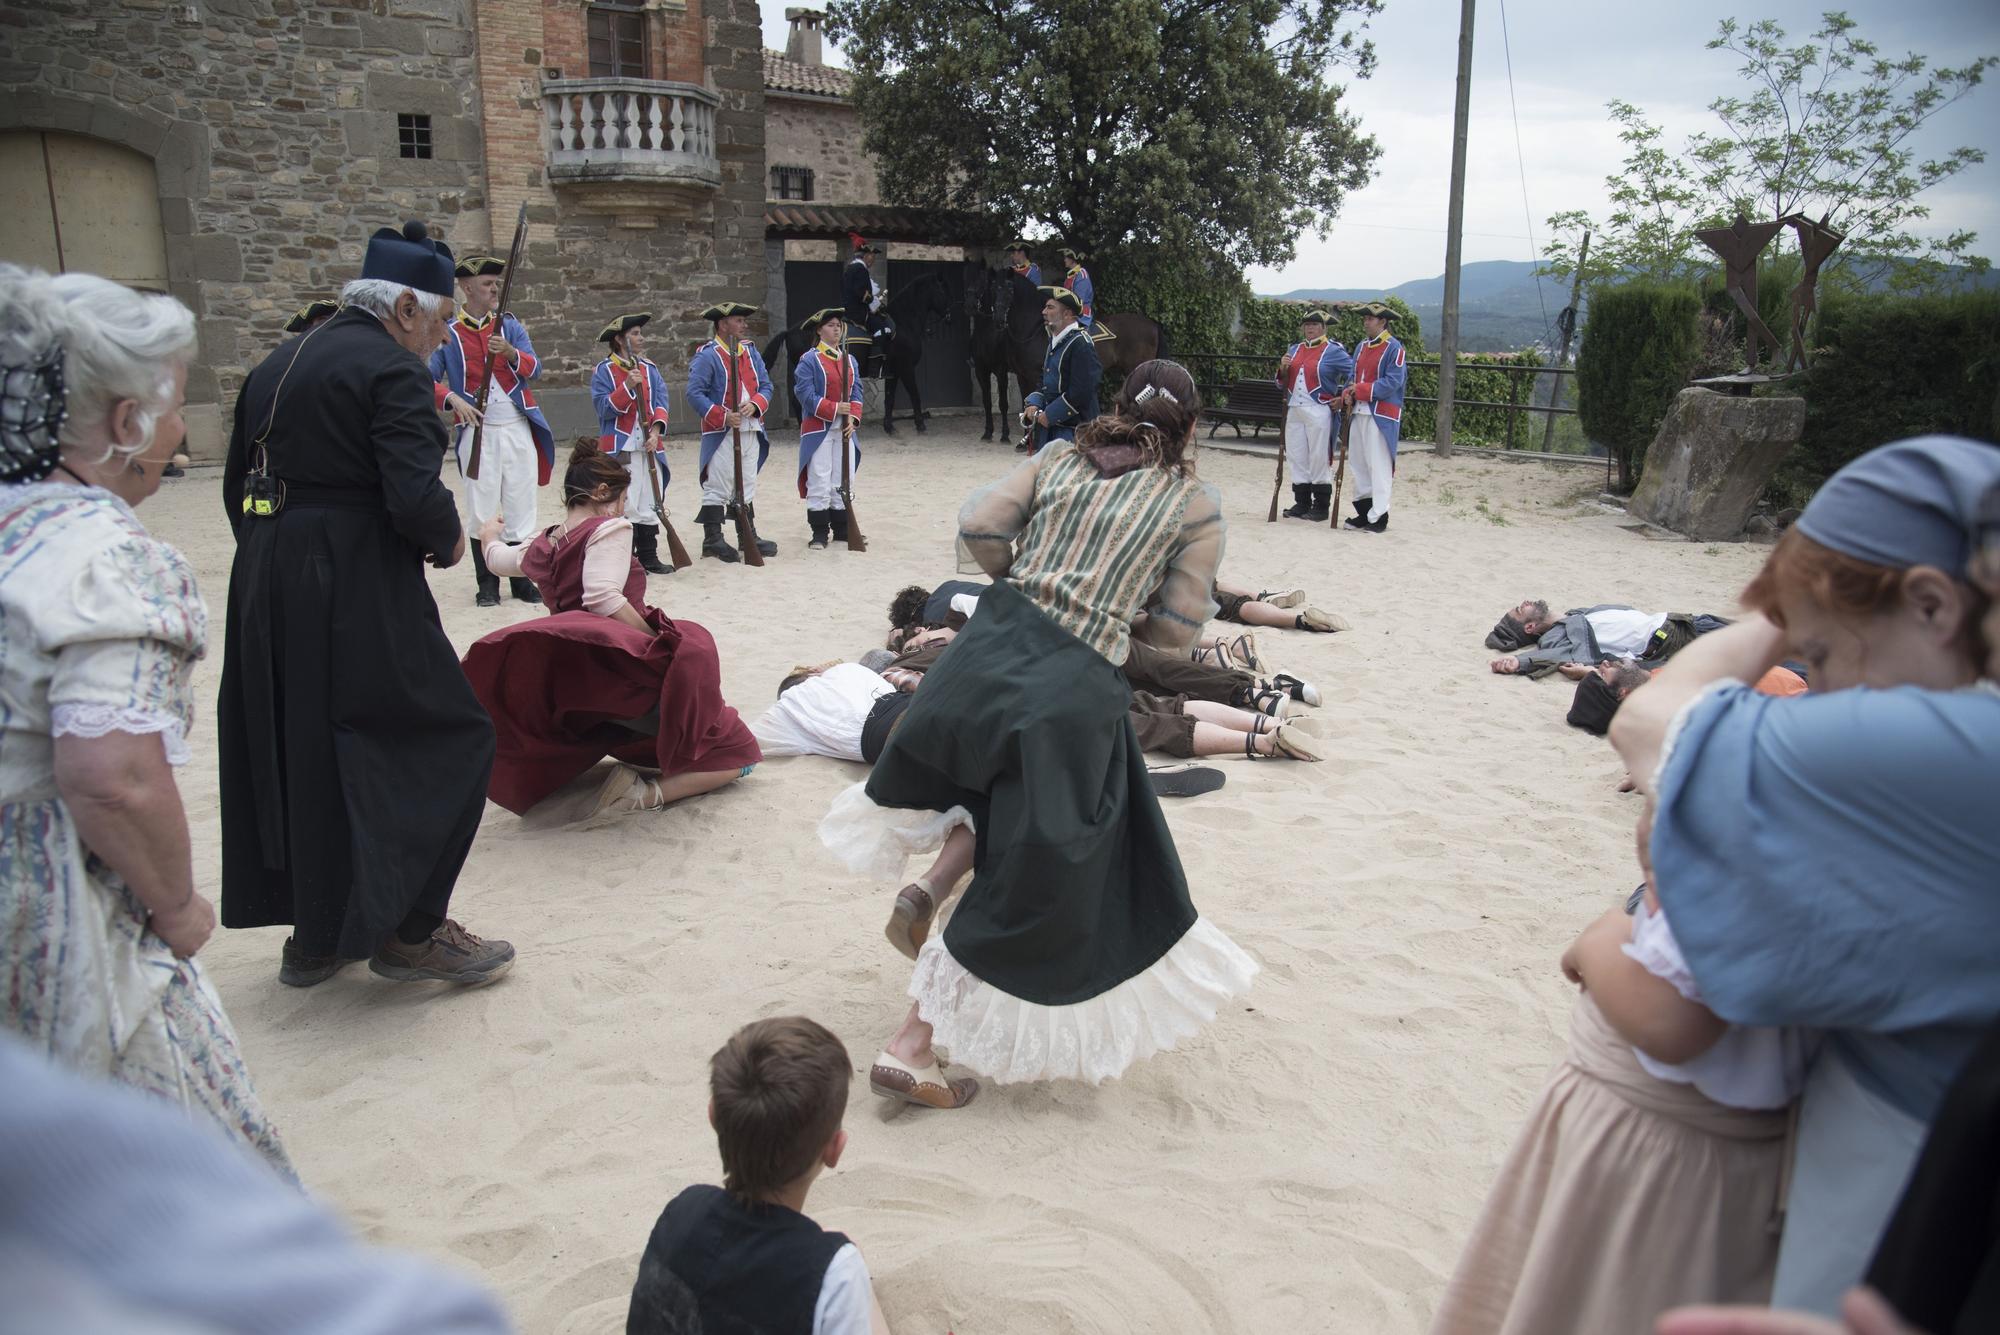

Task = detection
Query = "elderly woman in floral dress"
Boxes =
[0,264,289,1175]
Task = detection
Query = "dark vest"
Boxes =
[627,1185,851,1335]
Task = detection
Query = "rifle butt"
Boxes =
[465,422,485,480]
[661,515,693,569]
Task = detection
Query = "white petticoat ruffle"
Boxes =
[818,780,974,881]
[909,917,1260,1086]
[50,704,192,767]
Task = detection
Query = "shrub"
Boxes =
[1576,281,1703,489]
[1775,290,2000,507]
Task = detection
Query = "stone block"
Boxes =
[387,0,467,20]
[358,15,430,55]
[189,233,245,283]
[1628,388,1807,541]
[425,27,475,58]
[302,24,362,49]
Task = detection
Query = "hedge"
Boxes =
[1576,281,1703,490]
[1773,289,2000,507]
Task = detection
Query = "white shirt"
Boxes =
[1621,901,1811,1110]
[812,1244,874,1335]
[751,662,891,760]
[1585,607,1668,657]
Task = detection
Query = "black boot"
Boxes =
[471,542,501,607]
[1365,508,1389,533]
[1282,483,1312,519]
[740,503,778,558]
[807,508,830,550]
[1343,497,1374,531]
[698,504,739,563]
[633,523,672,574]
[1308,484,1332,521]
[509,576,541,604]
[828,509,850,546]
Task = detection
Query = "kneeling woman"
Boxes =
[820,360,1259,1110]
[463,439,761,818]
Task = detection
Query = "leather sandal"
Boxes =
[1257,587,1307,608]
[885,882,936,961]
[1247,687,1291,720]
[1225,632,1263,673]
[869,1051,980,1110]
[1271,724,1323,762]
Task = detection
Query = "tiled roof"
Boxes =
[766,203,1009,246]
[764,49,853,99]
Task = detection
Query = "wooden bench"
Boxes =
[1205,378,1284,437]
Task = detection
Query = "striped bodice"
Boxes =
[1008,443,1195,664]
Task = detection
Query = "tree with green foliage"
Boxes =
[1576,283,1703,491]
[1543,11,1995,293]
[823,0,1383,272]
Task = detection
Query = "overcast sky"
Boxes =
[762,1,2000,293]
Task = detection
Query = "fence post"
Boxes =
[1541,229,1590,453]
[1505,368,1522,449]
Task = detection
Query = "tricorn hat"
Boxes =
[598,312,651,343]
[701,301,759,322]
[1037,285,1083,314]
[1007,238,1033,253]
[1357,300,1396,321]
[362,220,455,298]
[454,255,507,279]
[284,298,340,334]
[801,307,846,331]
[1058,245,1081,261]
[1299,307,1331,324]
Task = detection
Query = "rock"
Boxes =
[1628,388,1807,541]
[1774,506,1802,529]
[1743,513,1777,536]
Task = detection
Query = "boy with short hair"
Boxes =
[627,1017,889,1335]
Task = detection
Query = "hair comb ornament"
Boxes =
[1133,384,1179,406]
[0,342,70,484]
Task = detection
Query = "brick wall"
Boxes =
[764,93,877,204]
[0,0,486,460]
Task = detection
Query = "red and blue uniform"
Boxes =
[430,312,554,483]
[1351,332,1407,455]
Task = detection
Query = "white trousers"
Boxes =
[1348,409,1393,517]
[619,448,665,527]
[1284,398,1333,485]
[455,416,538,542]
[701,432,762,509]
[803,428,861,511]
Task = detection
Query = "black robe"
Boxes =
[218,307,496,958]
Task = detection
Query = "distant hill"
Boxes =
[1271,260,1567,353]
[1267,256,1998,353]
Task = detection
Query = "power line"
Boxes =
[1496,0,1557,348]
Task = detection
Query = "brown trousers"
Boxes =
[1123,638,1253,707]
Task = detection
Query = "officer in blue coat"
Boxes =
[1019,286,1101,453]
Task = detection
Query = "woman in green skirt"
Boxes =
[821,359,1258,1110]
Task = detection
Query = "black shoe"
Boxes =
[472,543,502,606]
[1343,497,1373,530]
[1307,484,1332,521]
[510,577,541,604]
[1365,512,1389,533]
[279,936,349,988]
[807,508,830,550]
[633,524,673,574]
[701,521,740,563]
[755,537,778,558]
[743,504,778,558]
[1282,484,1312,519]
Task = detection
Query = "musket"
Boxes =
[837,350,868,551]
[1266,365,1293,522]
[1330,400,1352,530]
[463,202,529,481]
[725,343,764,568]
[644,431,692,569]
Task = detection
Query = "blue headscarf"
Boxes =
[1795,436,2000,578]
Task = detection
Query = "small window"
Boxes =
[397,114,433,160]
[770,166,815,201]
[588,3,647,79]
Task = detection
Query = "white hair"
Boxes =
[0,264,196,461]
[340,278,446,321]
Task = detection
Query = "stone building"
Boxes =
[1,0,767,457]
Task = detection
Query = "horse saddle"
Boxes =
[1088,324,1117,345]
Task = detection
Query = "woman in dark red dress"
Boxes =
[464,438,760,818]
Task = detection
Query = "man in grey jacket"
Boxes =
[1486,599,1668,677]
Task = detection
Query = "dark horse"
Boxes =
[1093,312,1168,387]
[970,268,1046,441]
[765,272,954,434]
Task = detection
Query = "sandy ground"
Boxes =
[152,421,1770,1334]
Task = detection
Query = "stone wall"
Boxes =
[765,93,877,204]
[0,0,487,460]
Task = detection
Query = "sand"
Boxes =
[153,421,1770,1333]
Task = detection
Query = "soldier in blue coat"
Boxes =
[685,301,777,562]
[589,312,675,574]
[1019,286,1102,453]
[1006,239,1041,287]
[841,235,888,377]
[792,308,865,550]
[1057,247,1095,331]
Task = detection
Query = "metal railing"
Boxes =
[1183,351,1583,453]
[541,78,721,186]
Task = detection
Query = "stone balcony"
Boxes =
[540,78,721,222]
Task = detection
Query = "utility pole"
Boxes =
[1540,229,1589,454]
[1434,0,1475,459]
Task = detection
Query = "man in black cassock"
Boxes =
[219,220,515,989]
